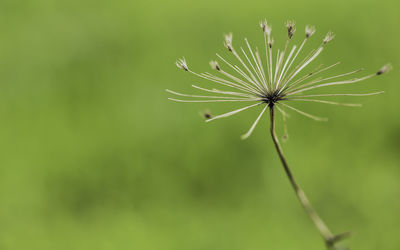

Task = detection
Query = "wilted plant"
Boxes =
[167,19,390,249]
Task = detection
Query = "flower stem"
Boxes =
[269,106,350,249]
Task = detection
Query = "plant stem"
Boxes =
[269,106,350,249]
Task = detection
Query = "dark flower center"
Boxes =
[262,91,284,107]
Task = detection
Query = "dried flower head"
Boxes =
[224,33,233,51]
[168,20,390,140]
[209,60,220,71]
[323,31,335,44]
[175,57,188,71]
[305,25,316,38]
[285,20,296,39]
[260,19,272,36]
[377,63,392,75]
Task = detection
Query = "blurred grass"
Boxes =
[0,0,399,249]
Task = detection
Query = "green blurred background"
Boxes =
[0,0,399,249]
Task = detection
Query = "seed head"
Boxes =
[169,20,390,140]
[176,57,188,71]
[305,25,316,38]
[224,33,233,52]
[285,20,296,39]
[260,19,272,36]
[203,111,212,119]
[323,31,335,44]
[377,63,392,75]
[269,38,274,48]
[209,60,221,71]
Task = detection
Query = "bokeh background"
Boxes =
[0,0,399,249]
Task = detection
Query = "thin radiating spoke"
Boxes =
[289,68,364,93]
[279,102,328,121]
[231,48,265,91]
[255,48,269,88]
[276,45,297,88]
[166,89,254,99]
[278,47,324,94]
[197,71,259,94]
[286,98,362,107]
[245,39,269,90]
[279,38,307,83]
[168,98,262,103]
[206,102,264,122]
[284,62,340,91]
[202,72,260,94]
[287,74,376,96]
[216,53,264,93]
[241,105,268,139]
[288,91,384,98]
[275,104,290,118]
[240,46,266,91]
[191,85,256,98]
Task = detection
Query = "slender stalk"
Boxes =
[269,106,351,249]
